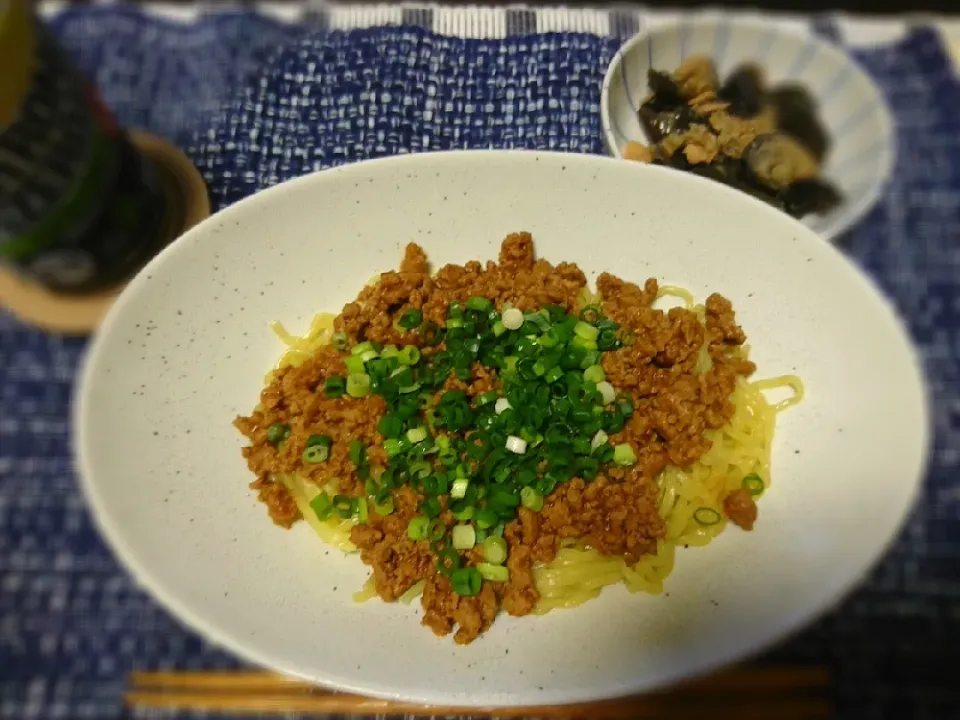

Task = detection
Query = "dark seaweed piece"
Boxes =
[777,179,843,218]
[638,106,703,142]
[718,64,766,117]
[768,85,830,162]
[638,69,699,142]
[645,70,686,110]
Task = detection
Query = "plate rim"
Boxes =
[74,149,929,706]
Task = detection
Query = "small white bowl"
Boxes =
[601,18,895,240]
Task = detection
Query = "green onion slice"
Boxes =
[266,423,289,445]
[482,536,508,565]
[694,507,722,526]
[332,495,355,519]
[742,473,765,496]
[310,492,334,521]
[452,524,476,550]
[407,515,429,541]
[450,566,482,596]
[476,563,509,583]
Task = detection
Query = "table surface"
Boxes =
[4,5,960,720]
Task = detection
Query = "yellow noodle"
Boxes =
[656,285,696,309]
[263,289,803,615]
[278,474,357,553]
[530,372,801,609]
[352,577,377,603]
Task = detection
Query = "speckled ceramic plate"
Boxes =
[75,151,928,707]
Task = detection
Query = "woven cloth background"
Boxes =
[2,6,959,720]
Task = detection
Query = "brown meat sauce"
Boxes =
[235,233,754,644]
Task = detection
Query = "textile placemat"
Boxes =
[2,6,959,720]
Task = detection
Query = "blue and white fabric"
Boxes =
[2,5,959,719]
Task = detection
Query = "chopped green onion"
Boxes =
[398,345,421,366]
[406,427,428,444]
[437,548,462,576]
[597,328,619,351]
[344,355,366,375]
[694,507,722,526]
[466,296,492,312]
[520,486,544,512]
[332,495,355,519]
[420,321,442,345]
[355,497,369,523]
[613,443,637,466]
[596,381,616,405]
[574,321,599,341]
[420,497,442,519]
[302,444,329,463]
[310,492,334,521]
[742,473,765,496]
[373,495,395,516]
[346,373,371,398]
[482,536,508,564]
[359,349,379,363]
[452,524,477,550]
[505,435,527,454]
[476,563,510,583]
[332,333,349,351]
[502,308,524,330]
[451,504,474,521]
[450,567,482,596]
[426,517,446,543]
[348,439,365,466]
[591,429,608,451]
[397,309,423,329]
[583,364,605,384]
[579,305,602,324]
[407,516,429,540]
[475,507,499,530]
[266,423,289,445]
[476,391,497,406]
[383,438,404,457]
[495,398,511,415]
[451,477,470,499]
[492,320,507,337]
[351,341,375,356]
[377,414,403,439]
[324,375,346,398]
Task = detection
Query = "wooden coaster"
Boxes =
[0,130,210,335]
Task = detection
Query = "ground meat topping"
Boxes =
[724,488,758,531]
[235,234,756,644]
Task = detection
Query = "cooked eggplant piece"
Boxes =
[768,85,830,162]
[777,179,843,218]
[639,104,703,142]
[743,133,820,191]
[718,64,766,117]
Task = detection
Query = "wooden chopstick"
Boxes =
[126,665,832,718]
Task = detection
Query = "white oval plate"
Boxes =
[76,151,928,707]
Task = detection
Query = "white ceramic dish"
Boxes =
[601,18,895,241]
[75,151,927,707]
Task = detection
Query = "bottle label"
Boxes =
[0,6,166,293]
